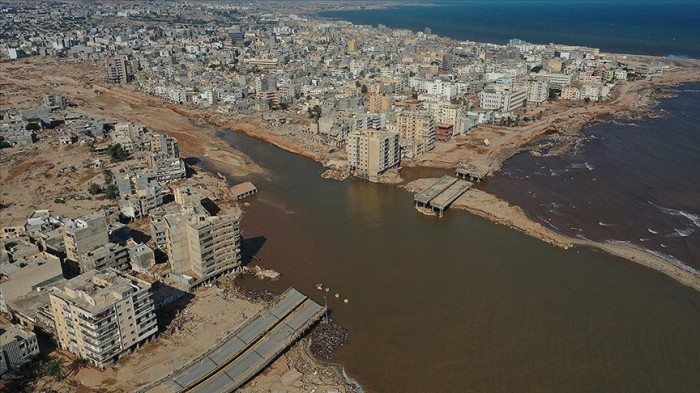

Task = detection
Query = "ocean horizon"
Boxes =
[317,0,700,58]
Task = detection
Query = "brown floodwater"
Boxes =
[201,130,700,393]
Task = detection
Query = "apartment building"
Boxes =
[561,86,581,100]
[396,107,436,156]
[346,129,400,182]
[0,252,64,314]
[49,269,157,369]
[526,79,549,106]
[426,102,460,126]
[163,213,241,282]
[532,72,573,89]
[63,211,109,272]
[479,85,528,112]
[149,134,180,159]
[105,56,133,84]
[368,93,392,113]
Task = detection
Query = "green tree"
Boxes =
[103,169,114,185]
[45,358,65,381]
[106,143,130,162]
[25,122,41,131]
[361,84,368,94]
[88,183,103,195]
[104,184,119,199]
[307,105,322,122]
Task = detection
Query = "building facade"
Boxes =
[346,129,401,182]
[164,213,241,282]
[63,211,110,272]
[396,108,436,156]
[105,57,133,84]
[0,323,39,375]
[49,269,157,369]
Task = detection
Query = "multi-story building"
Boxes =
[426,102,461,127]
[561,86,581,100]
[81,243,131,272]
[479,85,528,112]
[526,79,549,106]
[149,134,180,159]
[150,156,186,182]
[396,108,436,156]
[105,57,133,84]
[368,93,392,113]
[346,129,401,182]
[0,251,64,314]
[116,172,169,218]
[532,72,573,89]
[63,211,109,272]
[0,323,39,375]
[164,213,241,283]
[49,269,157,369]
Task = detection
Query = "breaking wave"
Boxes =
[649,202,700,228]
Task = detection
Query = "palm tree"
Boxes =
[45,358,65,381]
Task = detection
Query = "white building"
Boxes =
[479,85,528,112]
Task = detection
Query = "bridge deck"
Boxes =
[414,175,458,205]
[157,288,324,393]
[430,180,473,210]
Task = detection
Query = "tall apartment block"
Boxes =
[347,129,401,182]
[396,108,436,156]
[49,269,157,369]
[105,56,133,84]
[164,213,241,283]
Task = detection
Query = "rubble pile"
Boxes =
[309,320,349,360]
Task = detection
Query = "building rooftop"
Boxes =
[0,322,35,342]
[53,269,148,314]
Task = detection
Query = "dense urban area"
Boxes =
[1,1,699,392]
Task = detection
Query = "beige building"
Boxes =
[49,269,157,369]
[368,93,392,113]
[150,134,180,159]
[346,130,401,182]
[164,213,241,283]
[396,108,436,156]
[526,79,549,106]
[63,211,109,273]
[0,251,63,314]
[426,102,461,126]
[561,86,581,100]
